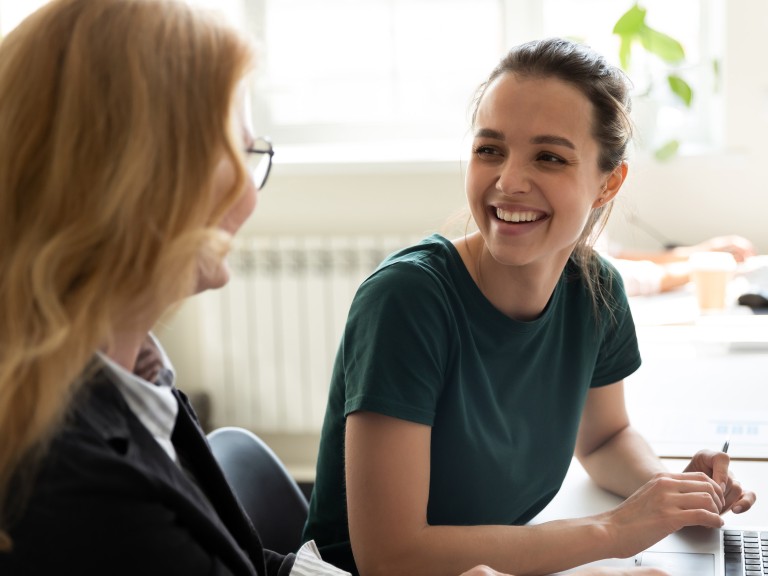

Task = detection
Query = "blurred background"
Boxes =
[5,0,766,477]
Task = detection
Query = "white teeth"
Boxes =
[496,208,541,223]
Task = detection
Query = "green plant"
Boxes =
[612,3,693,160]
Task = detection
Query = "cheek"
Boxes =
[464,163,485,203]
[222,183,258,234]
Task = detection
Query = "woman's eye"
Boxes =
[474,145,500,157]
[537,152,565,164]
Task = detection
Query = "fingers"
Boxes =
[686,449,757,515]
[727,483,757,515]
[663,472,725,514]
[709,452,731,492]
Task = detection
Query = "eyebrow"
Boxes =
[474,127,504,140]
[474,128,576,151]
[530,134,576,150]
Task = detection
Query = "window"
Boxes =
[2,0,723,163]
[242,0,723,164]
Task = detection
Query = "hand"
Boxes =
[684,449,757,514]
[602,471,725,558]
[686,235,756,263]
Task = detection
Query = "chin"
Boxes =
[194,263,231,294]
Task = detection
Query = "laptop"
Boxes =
[535,460,767,576]
[556,525,766,575]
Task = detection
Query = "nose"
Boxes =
[495,157,531,196]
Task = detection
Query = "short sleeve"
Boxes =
[341,262,453,426]
[591,261,642,387]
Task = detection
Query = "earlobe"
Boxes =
[593,163,628,208]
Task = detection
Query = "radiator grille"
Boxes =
[197,235,413,432]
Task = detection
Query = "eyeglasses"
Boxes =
[245,137,274,189]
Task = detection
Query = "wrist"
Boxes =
[590,510,627,560]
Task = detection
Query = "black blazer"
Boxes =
[0,369,294,576]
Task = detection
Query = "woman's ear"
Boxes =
[593,162,628,208]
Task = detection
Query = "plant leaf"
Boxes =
[640,27,685,63]
[667,75,693,107]
[618,35,633,70]
[654,139,680,161]
[613,3,646,35]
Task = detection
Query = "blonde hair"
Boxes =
[0,0,255,549]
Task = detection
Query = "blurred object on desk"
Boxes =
[737,255,768,313]
[739,255,768,290]
[688,251,736,312]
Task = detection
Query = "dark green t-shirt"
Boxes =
[303,234,641,573]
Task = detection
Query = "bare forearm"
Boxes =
[658,262,692,292]
[577,425,667,497]
[617,249,685,264]
[360,518,615,576]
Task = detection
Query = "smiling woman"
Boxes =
[302,37,755,576]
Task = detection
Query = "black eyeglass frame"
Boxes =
[245,138,274,189]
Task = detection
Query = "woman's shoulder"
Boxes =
[362,234,460,292]
[347,235,465,325]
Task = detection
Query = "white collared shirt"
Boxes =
[96,335,179,464]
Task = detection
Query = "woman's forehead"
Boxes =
[475,74,596,144]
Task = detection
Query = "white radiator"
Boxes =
[197,235,414,433]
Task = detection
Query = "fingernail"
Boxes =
[733,505,743,514]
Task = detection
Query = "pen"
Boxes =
[721,438,730,454]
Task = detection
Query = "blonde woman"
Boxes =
[0,1,350,574]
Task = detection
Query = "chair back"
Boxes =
[207,426,309,555]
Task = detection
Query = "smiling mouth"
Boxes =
[495,207,546,223]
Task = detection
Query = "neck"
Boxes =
[102,327,153,374]
[455,232,570,320]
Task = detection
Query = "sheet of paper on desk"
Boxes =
[626,341,768,459]
[624,298,768,459]
[627,407,768,459]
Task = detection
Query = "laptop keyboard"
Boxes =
[724,530,768,575]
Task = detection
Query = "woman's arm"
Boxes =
[346,412,627,576]
[344,386,731,576]
[574,382,732,557]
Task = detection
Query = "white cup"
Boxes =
[688,251,737,312]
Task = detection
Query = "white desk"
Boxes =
[531,457,768,573]
[625,288,768,460]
